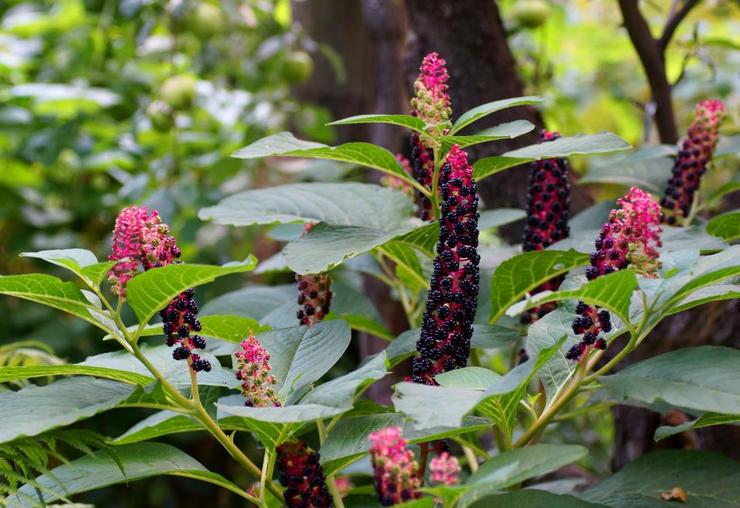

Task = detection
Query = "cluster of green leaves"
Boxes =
[1,77,737,508]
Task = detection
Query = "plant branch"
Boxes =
[659,0,700,51]
[317,419,346,508]
[617,0,679,143]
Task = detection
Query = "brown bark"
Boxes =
[402,0,590,241]
[292,0,411,403]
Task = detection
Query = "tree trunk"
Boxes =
[402,0,590,241]
[293,0,411,403]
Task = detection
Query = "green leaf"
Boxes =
[510,270,638,325]
[670,284,740,314]
[459,444,588,507]
[0,365,151,386]
[600,346,740,415]
[111,411,199,445]
[704,181,740,208]
[6,442,249,506]
[502,132,631,159]
[579,145,675,193]
[488,250,590,324]
[581,450,740,507]
[126,259,256,324]
[300,352,388,407]
[79,344,234,389]
[467,491,601,508]
[19,249,99,281]
[198,315,267,342]
[0,377,135,444]
[327,114,426,132]
[392,337,566,430]
[80,261,117,288]
[473,156,529,182]
[230,132,420,191]
[478,209,527,230]
[201,284,295,320]
[379,241,428,290]
[199,182,414,229]
[450,96,543,134]
[655,413,740,442]
[707,211,740,242]
[319,413,490,475]
[442,120,534,149]
[259,320,352,400]
[283,222,417,274]
[0,274,111,332]
[666,245,740,307]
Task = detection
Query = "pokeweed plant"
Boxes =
[0,52,738,508]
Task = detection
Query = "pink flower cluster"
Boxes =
[429,451,461,486]
[369,426,421,506]
[586,187,662,281]
[234,334,280,407]
[567,188,662,361]
[108,206,181,297]
[661,99,725,224]
[410,52,452,131]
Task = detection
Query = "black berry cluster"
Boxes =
[161,288,210,372]
[412,145,480,385]
[276,441,332,508]
[521,130,571,323]
[296,273,333,327]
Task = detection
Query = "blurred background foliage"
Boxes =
[0,0,737,506]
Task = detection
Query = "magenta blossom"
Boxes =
[234,334,280,407]
[429,451,461,486]
[567,187,662,361]
[410,52,451,132]
[369,427,422,505]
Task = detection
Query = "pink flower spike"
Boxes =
[234,334,280,407]
[661,99,726,224]
[369,427,422,505]
[410,52,452,134]
[429,451,461,486]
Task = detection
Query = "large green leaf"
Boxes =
[450,96,543,134]
[478,209,527,230]
[467,491,601,508]
[20,248,98,280]
[230,132,421,190]
[509,270,638,325]
[392,337,565,430]
[488,250,590,324]
[79,344,234,389]
[654,412,740,442]
[442,120,534,149]
[0,377,135,444]
[459,444,588,507]
[581,450,740,507]
[473,156,530,181]
[6,442,249,506]
[319,413,490,475]
[0,364,151,386]
[201,284,295,320]
[599,346,740,415]
[126,259,256,324]
[579,145,675,193]
[327,114,425,132]
[199,182,414,229]
[502,132,631,159]
[283,222,417,274]
[131,314,268,345]
[258,320,352,400]
[0,274,112,332]
[706,211,740,242]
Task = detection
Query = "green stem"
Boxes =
[462,446,479,473]
[514,358,588,447]
[259,449,276,507]
[317,419,345,508]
